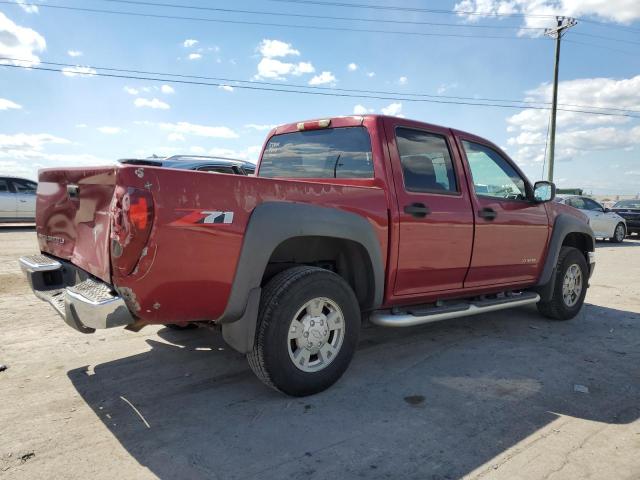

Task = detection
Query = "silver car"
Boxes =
[556,195,627,243]
[0,177,37,223]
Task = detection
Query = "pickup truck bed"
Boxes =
[21,114,595,396]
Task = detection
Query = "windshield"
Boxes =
[614,200,640,209]
[259,127,374,178]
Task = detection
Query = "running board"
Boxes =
[370,292,540,328]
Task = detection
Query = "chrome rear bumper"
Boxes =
[19,254,134,333]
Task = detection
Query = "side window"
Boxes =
[12,179,37,194]
[568,197,585,209]
[582,198,603,212]
[395,127,457,193]
[462,141,527,200]
[0,179,9,193]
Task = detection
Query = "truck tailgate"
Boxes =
[36,167,117,282]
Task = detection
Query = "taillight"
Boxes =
[111,187,154,276]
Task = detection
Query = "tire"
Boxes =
[610,223,626,243]
[537,246,588,321]
[247,266,361,396]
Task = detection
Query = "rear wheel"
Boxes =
[247,266,360,396]
[610,223,626,243]
[537,246,588,321]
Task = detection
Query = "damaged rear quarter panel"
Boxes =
[112,166,388,324]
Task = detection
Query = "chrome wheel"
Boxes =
[562,263,583,307]
[287,297,345,373]
[615,224,625,242]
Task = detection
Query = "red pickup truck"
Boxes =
[20,115,595,396]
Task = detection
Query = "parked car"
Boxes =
[555,195,627,242]
[611,199,640,236]
[20,115,595,396]
[119,155,256,175]
[0,176,37,222]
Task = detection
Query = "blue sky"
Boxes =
[1,0,639,194]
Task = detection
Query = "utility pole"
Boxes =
[544,16,577,182]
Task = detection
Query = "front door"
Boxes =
[10,178,37,217]
[457,138,550,288]
[385,119,474,296]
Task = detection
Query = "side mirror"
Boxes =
[533,181,555,203]
[604,208,611,213]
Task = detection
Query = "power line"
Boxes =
[266,0,640,34]
[564,38,637,56]
[3,56,640,114]
[0,1,536,40]
[572,31,640,46]
[96,0,544,31]
[2,60,640,119]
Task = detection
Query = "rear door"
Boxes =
[384,118,474,295]
[581,197,611,236]
[456,136,550,288]
[10,178,37,218]
[0,178,17,219]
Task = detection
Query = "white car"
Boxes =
[0,177,37,223]
[556,195,627,243]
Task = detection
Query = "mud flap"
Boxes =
[221,288,261,354]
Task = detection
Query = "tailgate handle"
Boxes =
[478,207,497,220]
[67,185,79,199]
[404,203,431,218]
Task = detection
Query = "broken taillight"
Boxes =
[111,187,154,276]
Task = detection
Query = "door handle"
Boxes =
[19,199,27,203]
[478,207,497,220]
[404,203,431,218]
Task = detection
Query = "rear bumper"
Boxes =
[19,254,135,333]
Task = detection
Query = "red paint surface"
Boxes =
[35,115,585,324]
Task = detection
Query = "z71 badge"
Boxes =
[170,210,234,226]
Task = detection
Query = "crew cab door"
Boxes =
[384,118,474,295]
[0,178,17,219]
[456,136,549,287]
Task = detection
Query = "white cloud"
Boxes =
[381,102,403,116]
[218,85,234,92]
[188,53,202,60]
[190,146,206,154]
[75,123,87,128]
[398,76,408,85]
[437,82,459,94]
[367,72,375,78]
[244,123,277,131]
[16,1,38,14]
[0,12,46,66]
[167,133,185,142]
[454,1,640,34]
[161,84,175,94]
[207,146,262,162]
[353,105,374,115]
[124,86,139,95]
[258,39,300,58]
[61,66,97,77]
[134,98,170,109]
[254,39,316,80]
[0,133,70,151]
[256,57,314,80]
[347,63,358,72]
[505,75,640,165]
[183,39,198,48]
[309,71,336,86]
[97,126,121,135]
[159,121,238,139]
[0,98,21,110]
[67,50,82,57]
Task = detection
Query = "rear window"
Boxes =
[259,127,374,179]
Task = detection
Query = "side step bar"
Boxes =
[370,292,540,327]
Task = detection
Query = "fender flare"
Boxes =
[221,201,384,353]
[534,213,595,300]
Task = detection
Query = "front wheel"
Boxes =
[610,223,626,243]
[247,266,361,396]
[537,246,588,321]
